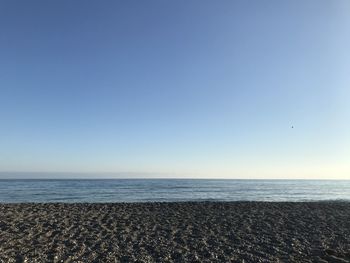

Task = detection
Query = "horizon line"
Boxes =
[0,171,348,181]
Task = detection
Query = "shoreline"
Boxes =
[1,202,349,262]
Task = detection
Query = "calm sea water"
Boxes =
[0,179,349,203]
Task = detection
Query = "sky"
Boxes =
[0,0,349,179]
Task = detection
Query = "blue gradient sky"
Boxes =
[1,0,349,179]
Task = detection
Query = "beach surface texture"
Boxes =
[0,202,349,262]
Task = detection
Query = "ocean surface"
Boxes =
[0,179,349,203]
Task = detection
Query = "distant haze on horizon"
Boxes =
[1,0,349,179]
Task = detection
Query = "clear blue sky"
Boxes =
[1,0,349,179]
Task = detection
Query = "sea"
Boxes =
[0,179,349,203]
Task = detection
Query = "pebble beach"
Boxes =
[0,202,349,262]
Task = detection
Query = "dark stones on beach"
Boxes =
[0,202,349,262]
